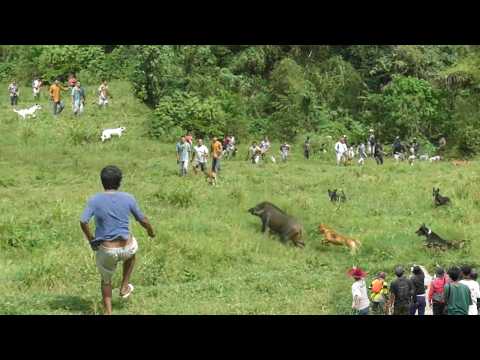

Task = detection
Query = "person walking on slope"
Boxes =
[335,137,348,166]
[304,137,311,159]
[211,136,223,174]
[49,79,69,116]
[8,80,19,107]
[444,266,472,315]
[374,142,385,165]
[428,267,449,315]
[348,267,370,315]
[386,266,414,315]
[192,138,209,174]
[176,136,191,177]
[98,80,109,108]
[80,165,155,315]
[358,142,367,165]
[367,129,376,157]
[32,77,42,100]
[71,81,86,116]
[280,142,291,162]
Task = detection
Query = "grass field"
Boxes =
[1,81,479,315]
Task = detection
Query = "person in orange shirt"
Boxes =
[211,137,223,173]
[49,79,69,116]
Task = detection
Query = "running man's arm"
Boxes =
[138,216,155,238]
[80,221,94,243]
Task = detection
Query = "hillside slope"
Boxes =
[0,81,479,314]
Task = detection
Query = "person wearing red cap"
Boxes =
[348,267,370,315]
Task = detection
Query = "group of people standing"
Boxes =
[247,137,292,164]
[175,134,225,177]
[350,264,480,315]
[8,75,110,117]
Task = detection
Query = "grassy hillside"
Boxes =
[1,81,479,314]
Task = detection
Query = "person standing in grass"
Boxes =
[8,80,19,107]
[280,142,291,162]
[459,265,480,315]
[49,79,69,116]
[211,136,223,173]
[358,142,367,165]
[386,266,414,315]
[248,141,262,164]
[374,142,384,165]
[409,265,427,315]
[335,137,348,166]
[192,138,209,174]
[80,165,155,315]
[304,136,311,159]
[348,267,370,315]
[369,272,389,315]
[176,136,191,177]
[71,81,86,116]
[470,269,480,314]
[32,77,42,101]
[428,267,449,315]
[444,266,472,315]
[98,80,109,108]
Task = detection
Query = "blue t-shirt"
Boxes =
[176,142,191,162]
[72,87,85,103]
[80,192,145,243]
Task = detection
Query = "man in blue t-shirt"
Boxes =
[176,136,191,177]
[80,165,155,315]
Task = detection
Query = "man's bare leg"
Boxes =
[101,281,113,315]
[120,255,135,296]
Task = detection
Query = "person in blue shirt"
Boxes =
[80,165,155,315]
[176,136,192,177]
[71,81,86,116]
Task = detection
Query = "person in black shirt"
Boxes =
[409,265,426,315]
[386,266,414,315]
[374,142,384,165]
[304,137,311,159]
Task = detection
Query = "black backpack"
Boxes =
[395,278,413,304]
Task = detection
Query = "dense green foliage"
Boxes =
[2,45,480,156]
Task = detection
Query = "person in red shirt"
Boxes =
[185,133,193,145]
[428,267,450,315]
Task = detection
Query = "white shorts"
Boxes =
[99,96,109,106]
[73,101,84,114]
[95,237,138,284]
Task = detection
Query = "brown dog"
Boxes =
[206,170,217,186]
[452,160,469,166]
[318,224,361,253]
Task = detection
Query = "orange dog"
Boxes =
[318,224,361,253]
[205,170,217,186]
[452,160,469,166]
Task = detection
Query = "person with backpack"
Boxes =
[386,266,414,315]
[428,267,449,315]
[444,266,472,315]
[348,267,370,315]
[369,272,389,315]
[409,265,427,315]
[459,265,480,315]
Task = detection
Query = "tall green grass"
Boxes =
[1,81,479,314]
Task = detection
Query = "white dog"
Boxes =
[13,104,42,119]
[408,155,416,166]
[430,156,441,162]
[101,127,126,142]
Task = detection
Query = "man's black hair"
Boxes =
[471,269,478,281]
[101,165,122,190]
[448,266,461,281]
[395,266,404,277]
[461,265,472,278]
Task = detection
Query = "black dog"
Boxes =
[328,189,346,203]
[433,188,450,207]
[415,224,464,249]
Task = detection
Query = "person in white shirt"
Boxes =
[248,141,262,164]
[260,137,271,159]
[32,78,42,100]
[98,80,109,108]
[348,267,370,315]
[460,266,480,315]
[335,137,348,166]
[192,138,209,174]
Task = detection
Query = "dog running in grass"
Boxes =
[328,189,346,203]
[318,224,361,253]
[452,160,469,166]
[415,224,465,250]
[13,104,42,119]
[205,170,217,186]
[432,188,450,207]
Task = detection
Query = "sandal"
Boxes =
[120,284,134,299]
